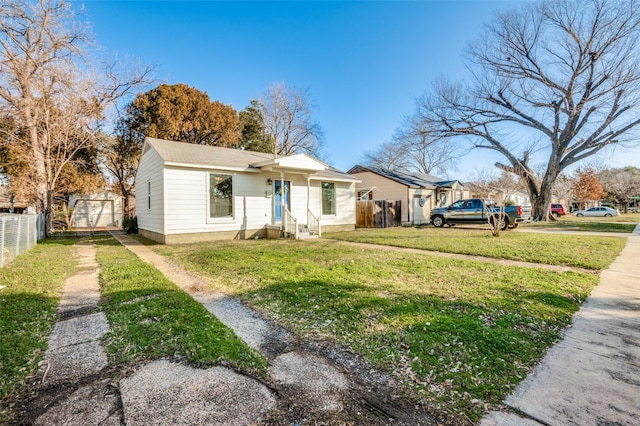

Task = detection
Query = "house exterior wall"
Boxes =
[135,148,165,235]
[435,185,467,209]
[351,171,411,222]
[137,161,356,244]
[408,187,438,225]
[309,179,357,228]
[163,167,272,236]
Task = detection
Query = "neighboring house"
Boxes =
[0,185,29,213]
[347,165,468,226]
[505,190,530,207]
[135,137,360,244]
[70,191,124,228]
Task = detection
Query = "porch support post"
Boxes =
[306,175,311,215]
[279,171,285,233]
[279,171,285,210]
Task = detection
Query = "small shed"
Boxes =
[70,191,123,228]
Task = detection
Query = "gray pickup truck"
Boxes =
[430,198,525,230]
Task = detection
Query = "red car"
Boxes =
[550,204,567,217]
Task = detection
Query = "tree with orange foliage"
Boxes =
[571,169,606,210]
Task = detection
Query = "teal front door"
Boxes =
[274,180,290,222]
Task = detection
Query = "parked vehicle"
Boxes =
[550,204,567,217]
[430,198,526,230]
[573,206,620,217]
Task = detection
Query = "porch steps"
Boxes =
[297,231,319,240]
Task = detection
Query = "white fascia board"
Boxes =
[309,175,361,183]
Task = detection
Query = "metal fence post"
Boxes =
[15,215,21,255]
[1,217,5,268]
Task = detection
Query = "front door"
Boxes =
[274,180,290,222]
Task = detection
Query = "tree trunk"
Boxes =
[531,190,553,222]
[518,160,560,222]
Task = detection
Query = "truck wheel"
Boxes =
[432,215,445,228]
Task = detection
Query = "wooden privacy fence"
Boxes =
[356,200,401,228]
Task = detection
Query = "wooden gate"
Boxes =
[356,200,401,228]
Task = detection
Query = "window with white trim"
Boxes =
[322,182,335,215]
[209,173,233,218]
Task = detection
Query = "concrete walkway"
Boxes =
[34,241,118,425]
[481,225,640,425]
[30,239,279,425]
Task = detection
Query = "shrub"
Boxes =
[123,216,138,234]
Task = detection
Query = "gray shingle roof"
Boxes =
[144,137,359,181]
[145,137,274,170]
[347,164,460,188]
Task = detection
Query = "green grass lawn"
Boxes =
[324,227,626,270]
[527,216,638,233]
[154,239,601,421]
[94,237,267,375]
[0,238,77,408]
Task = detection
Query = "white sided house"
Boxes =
[135,137,360,244]
[348,165,468,226]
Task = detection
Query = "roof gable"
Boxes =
[251,154,327,172]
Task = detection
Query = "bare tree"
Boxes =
[256,82,323,157]
[552,173,575,209]
[395,114,466,176]
[0,0,151,234]
[362,140,412,171]
[599,167,640,212]
[416,0,640,221]
[463,169,500,199]
[364,114,465,176]
[99,128,140,218]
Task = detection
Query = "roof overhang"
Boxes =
[309,175,361,183]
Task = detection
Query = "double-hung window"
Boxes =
[321,182,335,215]
[209,173,233,219]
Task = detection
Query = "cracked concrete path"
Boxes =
[38,240,109,385]
[33,238,278,426]
[481,225,640,425]
[111,234,355,417]
[35,241,118,425]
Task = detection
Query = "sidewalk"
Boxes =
[481,225,640,425]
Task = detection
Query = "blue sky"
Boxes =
[79,0,639,178]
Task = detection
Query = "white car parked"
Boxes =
[573,206,620,217]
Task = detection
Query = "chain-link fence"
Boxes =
[0,214,44,268]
